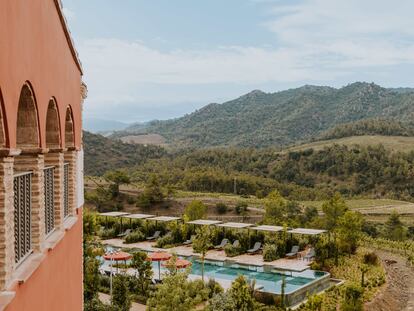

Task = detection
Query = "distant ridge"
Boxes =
[113,82,414,148]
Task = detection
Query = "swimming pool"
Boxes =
[100,247,330,303]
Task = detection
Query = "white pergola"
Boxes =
[187,219,223,226]
[122,213,155,220]
[216,222,254,229]
[150,216,181,222]
[99,212,130,217]
[250,225,284,233]
[288,228,327,235]
[99,212,131,230]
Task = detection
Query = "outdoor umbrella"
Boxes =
[162,258,192,269]
[147,252,172,280]
[103,251,132,273]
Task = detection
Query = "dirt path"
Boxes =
[365,250,414,311]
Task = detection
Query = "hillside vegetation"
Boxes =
[115,82,414,148]
[287,135,414,153]
[83,131,166,175]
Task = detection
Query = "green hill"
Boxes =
[83,131,166,176]
[117,82,414,148]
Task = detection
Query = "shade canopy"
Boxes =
[103,251,132,261]
[187,219,222,226]
[288,228,327,235]
[99,212,130,217]
[216,222,254,229]
[150,216,181,222]
[147,252,172,262]
[122,213,155,220]
[251,225,284,233]
[162,259,192,269]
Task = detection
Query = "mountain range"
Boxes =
[113,82,414,148]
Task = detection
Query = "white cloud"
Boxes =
[264,0,414,67]
[79,0,414,121]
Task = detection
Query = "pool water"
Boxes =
[184,259,327,294]
[100,249,328,295]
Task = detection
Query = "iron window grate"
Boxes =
[44,166,55,235]
[63,163,69,218]
[14,172,32,264]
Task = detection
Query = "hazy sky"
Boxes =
[62,0,414,123]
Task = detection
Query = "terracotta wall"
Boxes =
[5,211,83,311]
[0,0,83,150]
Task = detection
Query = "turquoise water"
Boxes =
[185,259,326,294]
[101,248,328,295]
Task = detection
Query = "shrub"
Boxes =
[100,228,117,239]
[263,244,278,262]
[127,196,136,205]
[235,202,248,215]
[155,233,175,248]
[206,279,223,298]
[216,203,228,214]
[340,284,363,311]
[124,230,145,244]
[224,244,243,257]
[363,252,379,265]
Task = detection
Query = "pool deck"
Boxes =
[102,239,312,272]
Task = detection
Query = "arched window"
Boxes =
[64,106,75,149]
[45,99,61,149]
[16,83,39,149]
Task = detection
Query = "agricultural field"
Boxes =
[288,135,414,153]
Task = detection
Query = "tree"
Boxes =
[104,169,130,197]
[111,274,131,311]
[206,292,236,311]
[264,191,287,225]
[337,211,363,254]
[322,192,348,231]
[142,174,164,204]
[228,276,255,311]
[322,193,348,263]
[130,251,153,298]
[385,210,407,241]
[340,284,363,311]
[146,272,194,311]
[193,226,212,282]
[83,256,101,301]
[184,200,207,221]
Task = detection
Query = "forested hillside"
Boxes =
[116,82,414,148]
[83,131,166,175]
[124,145,414,201]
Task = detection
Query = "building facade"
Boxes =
[0,0,85,310]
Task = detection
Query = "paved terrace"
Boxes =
[102,239,311,272]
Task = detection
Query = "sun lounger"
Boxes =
[303,248,315,261]
[232,240,240,248]
[117,229,132,238]
[146,230,161,241]
[247,242,262,254]
[286,245,299,258]
[183,235,195,245]
[214,238,229,250]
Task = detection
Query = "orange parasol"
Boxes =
[147,252,172,280]
[162,258,192,269]
[103,251,132,261]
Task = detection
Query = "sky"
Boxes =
[62,0,414,123]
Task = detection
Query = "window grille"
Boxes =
[44,166,55,234]
[63,163,69,218]
[14,172,32,264]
